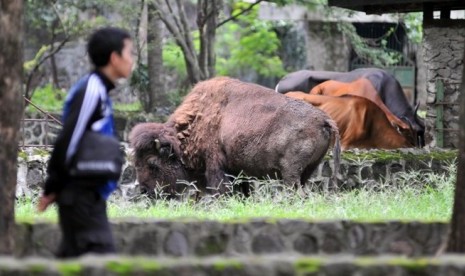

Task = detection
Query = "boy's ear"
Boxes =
[109,51,120,64]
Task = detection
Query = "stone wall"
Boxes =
[5,254,465,276]
[18,111,162,147]
[423,25,465,148]
[16,147,456,200]
[304,22,351,71]
[19,113,62,147]
[14,220,448,258]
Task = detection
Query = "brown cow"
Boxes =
[130,77,340,197]
[276,68,425,147]
[285,92,415,150]
[309,78,416,146]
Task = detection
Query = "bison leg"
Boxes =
[300,163,319,188]
[205,163,230,195]
[281,170,306,197]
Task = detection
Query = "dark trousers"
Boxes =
[55,185,115,258]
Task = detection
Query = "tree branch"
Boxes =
[175,0,199,67]
[25,37,70,100]
[151,1,189,55]
[216,0,264,28]
[151,2,199,77]
[134,0,146,65]
[163,0,185,43]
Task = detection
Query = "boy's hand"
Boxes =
[37,194,57,212]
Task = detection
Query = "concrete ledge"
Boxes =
[15,220,448,258]
[2,254,465,275]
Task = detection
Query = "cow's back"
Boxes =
[276,70,347,94]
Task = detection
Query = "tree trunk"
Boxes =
[147,3,168,112]
[152,0,205,85]
[206,0,221,78]
[0,0,23,255]
[197,0,221,79]
[446,46,465,252]
[50,22,59,89]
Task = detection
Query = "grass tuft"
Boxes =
[17,167,455,222]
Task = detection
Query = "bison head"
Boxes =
[129,123,188,198]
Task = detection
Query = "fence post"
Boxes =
[435,79,444,148]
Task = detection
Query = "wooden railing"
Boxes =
[19,97,62,148]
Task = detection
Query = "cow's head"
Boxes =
[400,103,425,147]
[129,123,187,198]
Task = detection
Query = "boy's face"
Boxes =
[111,39,134,79]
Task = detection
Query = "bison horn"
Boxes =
[154,139,161,151]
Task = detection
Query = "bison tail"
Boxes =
[331,131,341,191]
[324,119,341,191]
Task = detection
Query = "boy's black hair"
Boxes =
[87,27,131,68]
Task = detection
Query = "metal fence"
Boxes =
[19,97,62,148]
[434,79,461,147]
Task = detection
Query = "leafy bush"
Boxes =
[216,2,286,78]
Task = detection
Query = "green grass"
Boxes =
[27,84,143,114]
[16,168,455,223]
[27,84,66,113]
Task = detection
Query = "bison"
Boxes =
[130,77,340,197]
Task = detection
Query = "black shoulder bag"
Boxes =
[69,131,124,181]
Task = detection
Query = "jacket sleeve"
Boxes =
[43,77,103,195]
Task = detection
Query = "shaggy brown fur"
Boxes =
[130,77,340,196]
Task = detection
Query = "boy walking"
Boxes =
[38,27,134,258]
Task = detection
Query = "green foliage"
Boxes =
[24,0,109,88]
[27,264,47,273]
[295,258,323,274]
[216,2,286,78]
[401,12,423,44]
[57,263,83,276]
[28,84,66,112]
[18,151,28,161]
[23,45,50,72]
[387,258,430,272]
[25,0,109,45]
[130,63,149,91]
[163,42,188,78]
[337,22,402,67]
[161,42,191,106]
[106,260,135,275]
[131,41,189,107]
[168,88,190,107]
[212,260,244,271]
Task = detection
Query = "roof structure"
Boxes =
[259,3,402,23]
[328,0,465,14]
